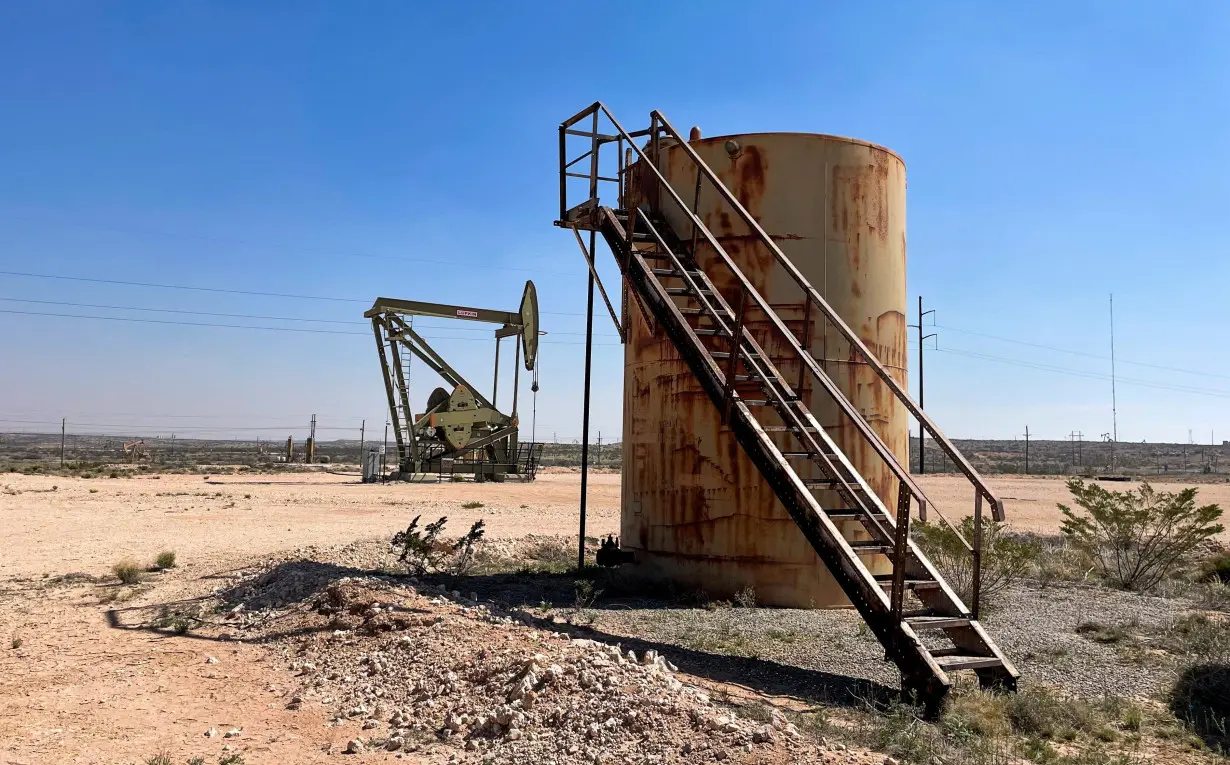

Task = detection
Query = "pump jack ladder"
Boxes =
[556,103,1018,712]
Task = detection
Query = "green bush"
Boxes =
[1199,552,1230,584]
[113,559,142,585]
[1059,479,1223,591]
[153,551,176,570]
[912,516,1040,608]
[1170,662,1230,752]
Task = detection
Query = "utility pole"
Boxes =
[1023,426,1030,474]
[383,420,389,479]
[908,296,936,474]
[596,431,602,469]
[359,419,365,464]
[60,417,66,469]
[1109,294,1118,472]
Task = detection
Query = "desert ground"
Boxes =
[1,470,1226,764]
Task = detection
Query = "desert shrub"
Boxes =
[943,689,1011,740]
[1059,479,1223,591]
[1163,613,1230,658]
[144,752,172,765]
[733,585,757,608]
[1170,662,1230,752]
[1199,552,1230,584]
[912,516,1040,608]
[1074,619,1138,645]
[153,551,176,570]
[461,500,484,509]
[391,515,486,575]
[113,559,142,585]
[1002,686,1099,740]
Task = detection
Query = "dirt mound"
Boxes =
[223,572,882,764]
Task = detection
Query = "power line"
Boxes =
[0,212,579,277]
[0,307,621,345]
[936,346,1230,399]
[0,296,621,338]
[0,269,587,316]
[935,323,1230,382]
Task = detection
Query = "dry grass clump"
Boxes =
[112,559,142,585]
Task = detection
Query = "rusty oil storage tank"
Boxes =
[620,131,909,608]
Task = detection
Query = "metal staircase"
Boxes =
[556,103,1018,712]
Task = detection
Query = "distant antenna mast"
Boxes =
[1109,294,1118,472]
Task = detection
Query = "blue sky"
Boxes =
[0,1,1227,444]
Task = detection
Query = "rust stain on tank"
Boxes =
[623,132,907,608]
[733,145,767,215]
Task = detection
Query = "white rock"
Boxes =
[345,738,365,754]
[205,656,218,664]
[204,728,218,738]
[223,728,242,738]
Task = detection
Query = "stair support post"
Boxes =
[891,479,912,622]
[972,490,984,619]
[721,288,749,425]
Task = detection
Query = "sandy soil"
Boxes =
[0,472,621,580]
[0,471,619,764]
[917,473,1230,538]
[2,469,1226,763]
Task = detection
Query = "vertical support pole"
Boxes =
[558,120,568,222]
[578,249,596,571]
[721,288,749,425]
[797,299,812,398]
[373,319,406,463]
[512,341,521,422]
[359,419,365,464]
[171,434,175,460]
[387,335,414,468]
[617,135,625,204]
[689,163,703,256]
[306,414,316,463]
[382,421,389,481]
[492,337,501,409]
[60,417,65,469]
[1024,425,1030,475]
[891,480,911,622]
[972,490,984,619]
[918,296,926,474]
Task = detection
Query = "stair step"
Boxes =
[710,351,760,360]
[781,451,830,459]
[906,616,971,631]
[763,425,818,433]
[665,287,711,296]
[651,267,694,277]
[803,479,842,489]
[933,655,1004,671]
[872,576,941,591]
[825,508,869,519]
[847,541,893,553]
[927,646,972,658]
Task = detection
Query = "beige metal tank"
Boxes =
[620,132,909,608]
